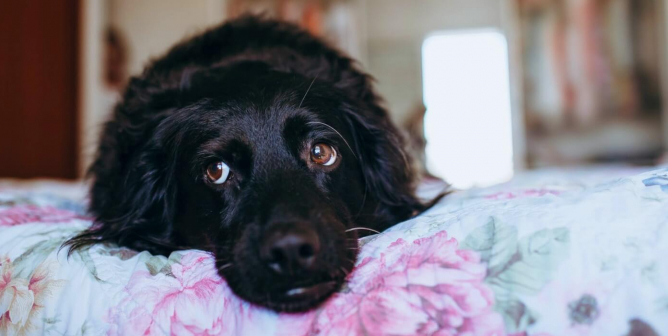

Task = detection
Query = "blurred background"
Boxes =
[1,0,667,189]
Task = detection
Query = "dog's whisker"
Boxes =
[345,227,381,234]
[339,266,350,277]
[217,263,234,271]
[299,76,318,108]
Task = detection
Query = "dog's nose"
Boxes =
[260,224,320,274]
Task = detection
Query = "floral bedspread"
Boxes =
[1,167,667,336]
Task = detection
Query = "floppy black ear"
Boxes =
[64,77,187,255]
[341,103,427,228]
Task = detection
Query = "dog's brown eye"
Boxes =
[310,143,337,166]
[206,161,231,184]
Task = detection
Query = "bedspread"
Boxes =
[0,167,667,336]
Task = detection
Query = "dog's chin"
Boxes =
[220,267,348,313]
[263,279,342,313]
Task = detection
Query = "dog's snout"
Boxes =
[260,224,320,274]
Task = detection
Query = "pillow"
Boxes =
[0,166,666,335]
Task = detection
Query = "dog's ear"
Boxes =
[341,103,426,227]
[64,76,188,255]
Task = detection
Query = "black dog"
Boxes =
[66,16,437,312]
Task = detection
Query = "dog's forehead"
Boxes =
[196,96,323,157]
[233,98,313,139]
[186,63,335,138]
[186,68,344,165]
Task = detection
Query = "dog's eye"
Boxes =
[310,143,337,166]
[206,161,231,184]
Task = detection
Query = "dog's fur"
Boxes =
[66,16,437,312]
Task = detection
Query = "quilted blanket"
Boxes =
[0,167,667,336]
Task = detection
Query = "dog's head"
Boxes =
[66,17,429,312]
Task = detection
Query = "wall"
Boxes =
[109,0,226,77]
[361,0,527,170]
[362,0,505,124]
[79,0,105,176]
[662,0,668,150]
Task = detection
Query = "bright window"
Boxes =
[422,29,514,189]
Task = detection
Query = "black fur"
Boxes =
[65,15,437,312]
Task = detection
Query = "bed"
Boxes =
[1,166,667,336]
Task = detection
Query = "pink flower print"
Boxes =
[106,251,253,336]
[281,231,506,336]
[0,258,66,336]
[484,189,561,201]
[0,205,87,226]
